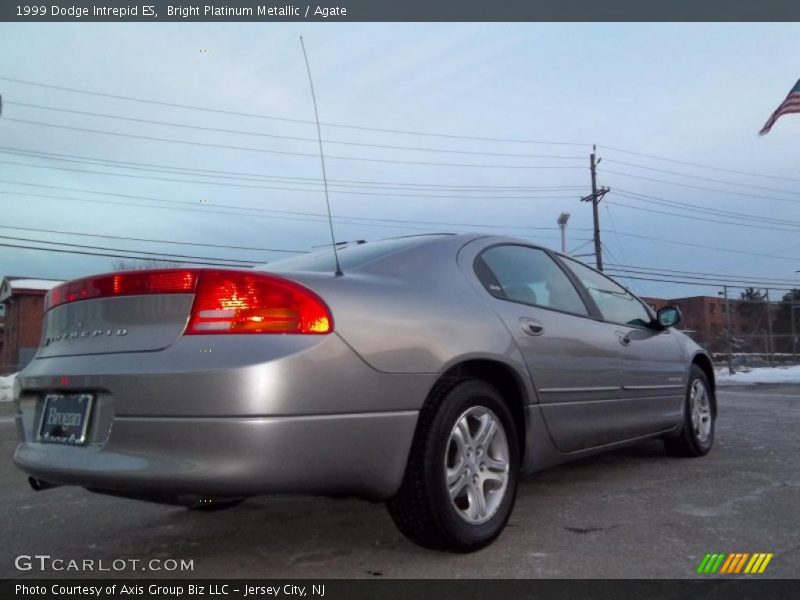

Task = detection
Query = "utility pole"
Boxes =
[722,286,734,375]
[580,145,609,271]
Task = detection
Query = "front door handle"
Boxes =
[520,318,544,336]
[616,331,631,346]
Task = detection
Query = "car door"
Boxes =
[470,243,630,452]
[559,257,687,437]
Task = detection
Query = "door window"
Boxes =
[475,245,588,315]
[562,257,652,327]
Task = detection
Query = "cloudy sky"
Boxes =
[0,22,798,299]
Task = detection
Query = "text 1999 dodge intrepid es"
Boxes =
[13,234,715,551]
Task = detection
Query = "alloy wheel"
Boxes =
[690,379,712,443]
[444,406,510,525]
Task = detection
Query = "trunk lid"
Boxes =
[37,294,194,357]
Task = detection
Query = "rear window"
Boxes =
[264,236,439,273]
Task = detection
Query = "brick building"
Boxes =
[0,277,62,374]
[640,295,748,352]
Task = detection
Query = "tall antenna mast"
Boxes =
[299,36,342,276]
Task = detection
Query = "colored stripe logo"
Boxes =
[697,552,773,574]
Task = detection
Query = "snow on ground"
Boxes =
[716,365,800,385]
[0,373,16,402]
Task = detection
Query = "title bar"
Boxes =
[2,1,800,22]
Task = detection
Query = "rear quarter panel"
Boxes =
[279,237,531,386]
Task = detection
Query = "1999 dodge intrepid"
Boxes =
[13,233,715,551]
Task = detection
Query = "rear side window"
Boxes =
[265,237,438,273]
[475,245,588,316]
[562,257,652,327]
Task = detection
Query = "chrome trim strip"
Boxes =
[540,395,682,406]
[114,410,419,422]
[623,384,685,390]
[538,386,620,393]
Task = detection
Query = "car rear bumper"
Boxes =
[13,334,433,500]
[14,411,418,499]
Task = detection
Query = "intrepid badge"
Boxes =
[44,329,128,346]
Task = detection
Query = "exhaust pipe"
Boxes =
[28,476,60,491]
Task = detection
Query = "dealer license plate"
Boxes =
[38,393,93,445]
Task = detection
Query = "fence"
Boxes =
[690,288,800,372]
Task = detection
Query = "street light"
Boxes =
[557,212,570,254]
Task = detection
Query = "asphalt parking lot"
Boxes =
[1,385,798,579]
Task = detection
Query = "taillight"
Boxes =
[45,270,198,311]
[186,270,332,335]
[45,269,333,335]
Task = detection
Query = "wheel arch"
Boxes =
[429,358,529,459]
[691,352,717,414]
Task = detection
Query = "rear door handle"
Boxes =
[616,331,631,346]
[520,318,544,336]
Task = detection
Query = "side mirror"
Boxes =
[657,306,682,328]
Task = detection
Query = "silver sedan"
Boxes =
[13,233,715,552]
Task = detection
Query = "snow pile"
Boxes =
[0,373,16,402]
[716,365,800,385]
[7,279,61,291]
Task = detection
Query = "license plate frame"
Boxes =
[38,393,94,445]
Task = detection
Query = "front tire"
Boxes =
[387,379,520,552]
[665,365,715,457]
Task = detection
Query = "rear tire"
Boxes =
[665,365,715,457]
[387,378,519,552]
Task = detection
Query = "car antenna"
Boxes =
[299,36,342,277]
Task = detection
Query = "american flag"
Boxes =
[759,79,800,135]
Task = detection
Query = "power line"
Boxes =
[609,197,800,234]
[3,118,588,170]
[603,158,800,196]
[600,168,800,205]
[603,204,630,270]
[0,188,470,235]
[598,144,800,184]
[7,167,770,263]
[600,242,642,295]
[602,229,800,263]
[0,241,257,267]
[0,75,590,146]
[605,261,797,282]
[606,271,800,292]
[0,224,306,254]
[709,239,800,282]
[5,100,586,160]
[605,264,800,287]
[0,233,259,265]
[0,184,591,236]
[4,182,796,267]
[0,146,586,192]
[0,157,584,200]
[10,238,794,290]
[608,263,800,283]
[613,188,800,228]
